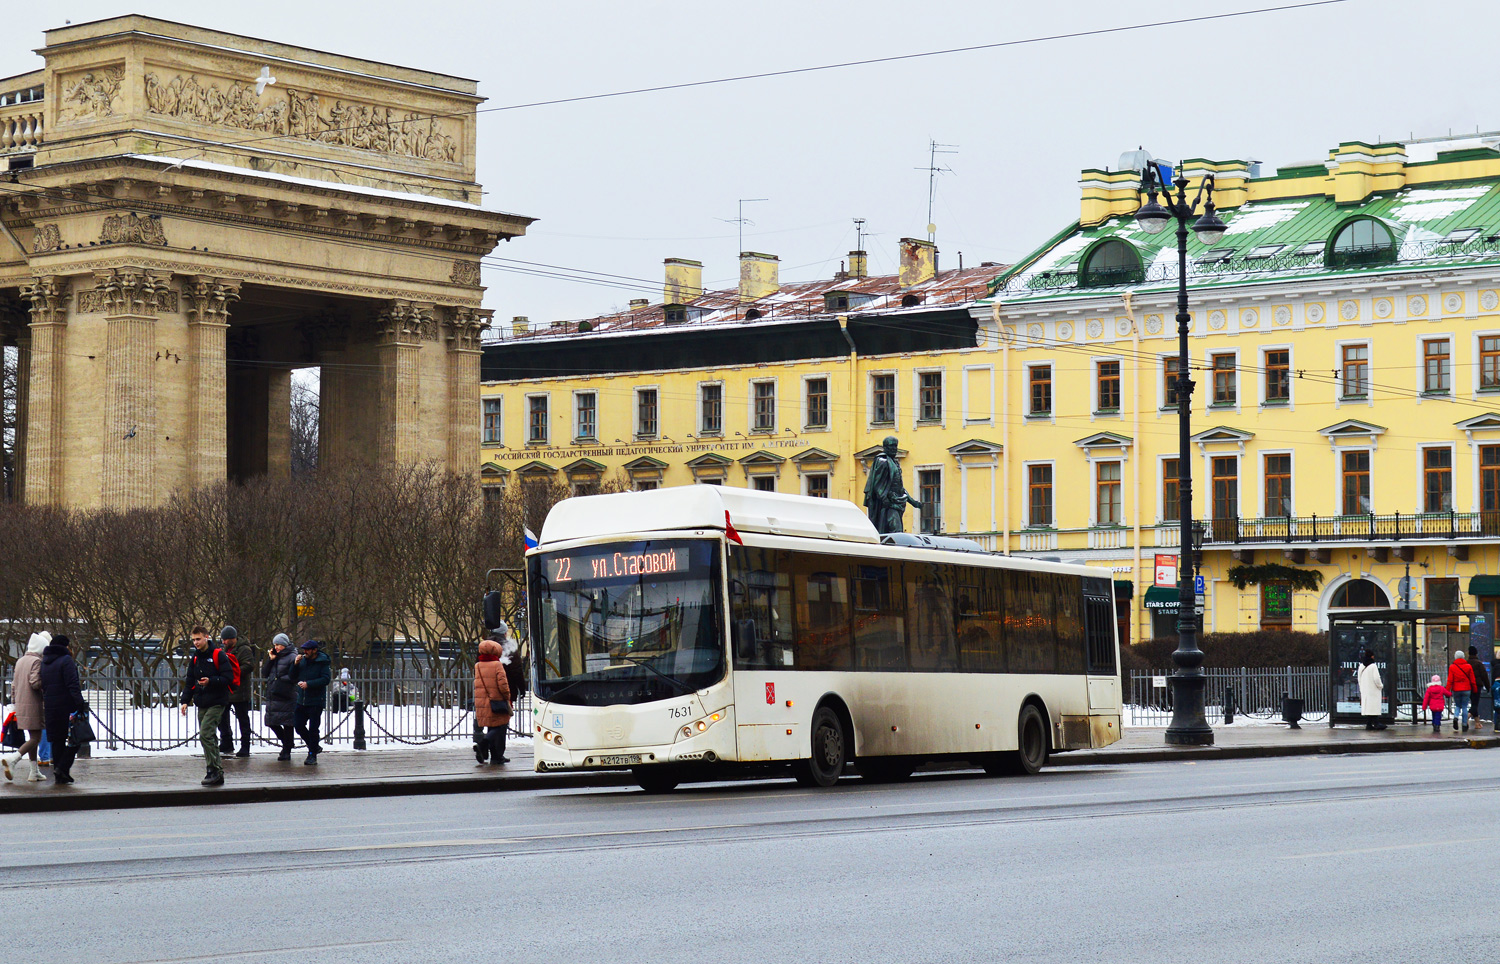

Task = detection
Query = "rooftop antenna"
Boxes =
[854,217,866,251]
[717,198,768,257]
[916,139,958,244]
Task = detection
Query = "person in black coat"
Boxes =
[261,634,298,761]
[37,635,87,785]
[1468,646,1492,730]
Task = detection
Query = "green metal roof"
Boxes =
[989,178,1500,302]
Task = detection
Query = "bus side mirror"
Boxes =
[733,619,758,661]
[482,591,505,631]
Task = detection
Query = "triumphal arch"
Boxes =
[0,16,531,508]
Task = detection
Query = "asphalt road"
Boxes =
[7,751,1498,963]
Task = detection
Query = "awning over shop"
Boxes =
[1469,575,1500,597]
[1143,586,1181,610]
[1113,580,1134,601]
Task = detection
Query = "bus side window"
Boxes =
[853,564,906,671]
[1007,570,1057,674]
[907,563,957,672]
[956,568,1005,673]
[793,553,852,670]
[1055,574,1087,674]
[729,547,792,669]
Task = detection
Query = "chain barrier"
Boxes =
[362,705,474,746]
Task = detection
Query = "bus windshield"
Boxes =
[529,538,724,705]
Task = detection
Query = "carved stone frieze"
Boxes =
[88,270,176,316]
[450,260,481,286]
[22,276,69,326]
[144,71,461,163]
[32,224,61,254]
[59,66,125,122]
[101,213,169,246]
[185,276,241,324]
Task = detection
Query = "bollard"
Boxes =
[1224,685,1235,725]
[352,700,367,750]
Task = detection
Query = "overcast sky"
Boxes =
[7,0,1496,324]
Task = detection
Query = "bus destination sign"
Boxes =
[551,547,688,583]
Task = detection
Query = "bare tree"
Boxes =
[289,378,319,475]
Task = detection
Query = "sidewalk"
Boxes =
[4,724,1494,814]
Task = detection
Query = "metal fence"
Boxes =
[3,664,534,753]
[1126,662,1458,727]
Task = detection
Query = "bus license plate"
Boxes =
[597,754,641,766]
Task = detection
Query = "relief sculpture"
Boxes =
[143,72,460,163]
[60,67,125,121]
[32,224,61,254]
[100,213,169,246]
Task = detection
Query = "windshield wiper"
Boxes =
[612,653,695,694]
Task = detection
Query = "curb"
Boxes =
[5,734,1495,814]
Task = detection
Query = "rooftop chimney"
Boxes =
[628,298,650,309]
[739,251,779,303]
[898,238,937,288]
[511,315,529,335]
[848,249,868,279]
[663,258,703,305]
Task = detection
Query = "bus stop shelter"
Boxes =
[1328,609,1489,727]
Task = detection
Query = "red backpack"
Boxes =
[213,648,242,692]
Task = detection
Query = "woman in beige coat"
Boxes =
[3,632,50,782]
[473,638,513,765]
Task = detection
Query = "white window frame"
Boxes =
[1204,347,1240,415]
[914,464,944,534]
[1157,452,1183,525]
[697,380,725,436]
[1093,355,1124,418]
[802,471,831,498]
[1473,329,1500,398]
[868,370,898,428]
[1417,442,1456,515]
[961,363,994,426]
[1024,360,1055,422]
[913,368,945,426]
[800,372,831,432]
[1158,353,1183,413]
[1206,453,1240,521]
[1416,331,1454,399]
[1335,338,1373,407]
[1022,459,1056,528]
[1259,344,1295,410]
[481,396,503,446]
[1259,449,1296,519]
[748,377,777,434]
[525,392,549,445]
[1337,445,1375,516]
[634,385,660,440]
[1091,458,1126,527]
[572,390,597,442]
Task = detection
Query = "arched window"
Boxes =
[901,293,923,307]
[1330,578,1390,608]
[1079,239,1143,288]
[1328,218,1397,268]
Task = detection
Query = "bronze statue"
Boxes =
[863,436,923,534]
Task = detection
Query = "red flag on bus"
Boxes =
[724,510,743,545]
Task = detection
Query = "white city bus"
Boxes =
[528,485,1122,792]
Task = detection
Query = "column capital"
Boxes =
[22,275,69,326]
[375,299,437,344]
[444,305,489,351]
[185,275,242,325]
[90,269,174,317]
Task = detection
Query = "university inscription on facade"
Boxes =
[491,438,804,463]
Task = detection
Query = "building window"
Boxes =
[1096,461,1122,525]
[1331,579,1388,608]
[753,381,776,432]
[636,388,658,439]
[482,484,504,505]
[805,378,828,429]
[527,396,548,444]
[1163,356,1182,408]
[1162,458,1180,523]
[1423,447,1453,512]
[1423,338,1451,394]
[481,398,502,445]
[635,480,659,492]
[806,473,829,499]
[1342,450,1371,515]
[1211,353,1236,406]
[918,469,942,534]
[752,476,776,492]
[1096,361,1120,412]
[1262,582,1292,627]
[1328,218,1396,268]
[700,383,722,435]
[871,373,895,424]
[1427,577,1461,612]
[1212,456,1238,519]
[1264,454,1292,517]
[1029,365,1052,416]
[1265,350,1290,403]
[1078,239,1144,287]
[1482,336,1500,391]
[1341,345,1369,398]
[1483,445,1500,513]
[1028,464,1053,526]
[918,372,943,422]
[575,392,597,440]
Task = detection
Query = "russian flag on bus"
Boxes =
[523,526,539,551]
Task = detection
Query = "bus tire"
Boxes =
[982,704,1049,776]
[633,767,680,793]
[791,706,847,788]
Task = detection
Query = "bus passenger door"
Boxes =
[1083,588,1119,713]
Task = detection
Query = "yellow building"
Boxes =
[483,134,1500,649]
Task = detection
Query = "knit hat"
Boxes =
[1432,675,1442,685]
[1456,650,1467,661]
[272,633,290,649]
[300,639,320,650]
[221,626,238,640]
[26,631,50,655]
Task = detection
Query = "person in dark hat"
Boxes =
[291,640,331,765]
[216,626,255,758]
[37,634,87,785]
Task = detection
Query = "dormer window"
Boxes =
[1078,239,1143,288]
[664,304,688,324]
[825,293,850,312]
[1328,217,1397,268]
[901,293,923,307]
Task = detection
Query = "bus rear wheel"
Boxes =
[982,704,1049,776]
[633,767,680,793]
[792,706,847,788]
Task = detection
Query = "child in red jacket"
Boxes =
[1422,675,1449,733]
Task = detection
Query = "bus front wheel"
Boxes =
[634,767,680,793]
[983,704,1049,776]
[792,706,847,788]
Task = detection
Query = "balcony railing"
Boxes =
[1200,510,1498,545]
[0,86,44,154]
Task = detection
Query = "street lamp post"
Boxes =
[1135,162,1226,747]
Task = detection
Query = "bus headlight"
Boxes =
[680,709,728,739]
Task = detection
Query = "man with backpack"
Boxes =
[179,625,237,787]
[216,626,255,758]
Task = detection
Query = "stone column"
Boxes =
[98,270,171,509]
[266,368,291,478]
[375,300,426,465]
[445,306,486,473]
[185,277,240,489]
[318,349,348,470]
[13,330,29,501]
[22,276,68,507]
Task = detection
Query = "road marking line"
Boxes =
[115,938,405,963]
[1280,835,1500,860]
